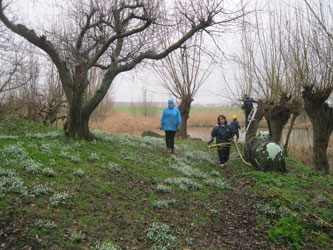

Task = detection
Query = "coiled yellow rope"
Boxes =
[208,140,252,166]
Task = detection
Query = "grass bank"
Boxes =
[0,115,332,249]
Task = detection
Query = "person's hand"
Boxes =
[160,126,163,130]
[208,138,214,145]
[176,127,180,132]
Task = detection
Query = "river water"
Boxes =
[186,127,314,146]
[153,127,315,146]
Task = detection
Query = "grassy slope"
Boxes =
[0,115,332,250]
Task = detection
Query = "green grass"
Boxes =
[231,157,333,249]
[0,115,332,249]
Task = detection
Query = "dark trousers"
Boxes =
[217,146,230,164]
[165,130,176,149]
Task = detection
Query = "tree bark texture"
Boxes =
[265,106,291,144]
[283,113,299,156]
[178,97,192,139]
[263,97,292,144]
[302,85,333,173]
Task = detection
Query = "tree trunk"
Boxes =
[302,85,333,174]
[178,97,193,139]
[64,91,94,140]
[283,113,299,156]
[245,100,265,143]
[64,65,94,140]
[312,122,331,173]
[267,106,291,144]
[65,107,93,140]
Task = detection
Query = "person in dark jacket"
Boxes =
[229,115,240,141]
[208,114,233,167]
[160,99,181,153]
[241,95,257,128]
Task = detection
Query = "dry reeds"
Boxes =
[89,110,161,136]
[287,145,313,166]
[287,139,333,171]
[188,113,246,127]
[90,110,248,134]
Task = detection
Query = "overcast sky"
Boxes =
[8,0,240,105]
[112,64,227,105]
[10,0,320,106]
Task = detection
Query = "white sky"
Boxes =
[112,66,227,105]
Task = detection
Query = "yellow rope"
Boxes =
[208,140,252,166]
[207,142,232,148]
[232,140,252,166]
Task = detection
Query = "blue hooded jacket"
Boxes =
[160,99,181,131]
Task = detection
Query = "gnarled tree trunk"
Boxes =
[265,105,291,144]
[302,85,333,173]
[65,112,92,140]
[178,97,193,139]
[64,88,93,140]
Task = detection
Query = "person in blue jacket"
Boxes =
[160,99,181,153]
[208,114,233,167]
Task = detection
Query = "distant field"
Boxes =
[112,106,162,115]
[112,105,244,116]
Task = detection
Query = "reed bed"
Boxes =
[90,111,161,136]
[288,140,333,169]
[89,109,247,135]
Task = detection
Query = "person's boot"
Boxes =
[167,148,171,153]
[171,148,175,154]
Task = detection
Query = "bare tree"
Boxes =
[8,57,67,125]
[296,0,333,173]
[34,64,67,126]
[153,31,213,139]
[0,24,32,115]
[0,0,249,140]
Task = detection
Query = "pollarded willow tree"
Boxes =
[153,31,214,139]
[292,0,333,173]
[231,2,303,144]
[0,0,249,140]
